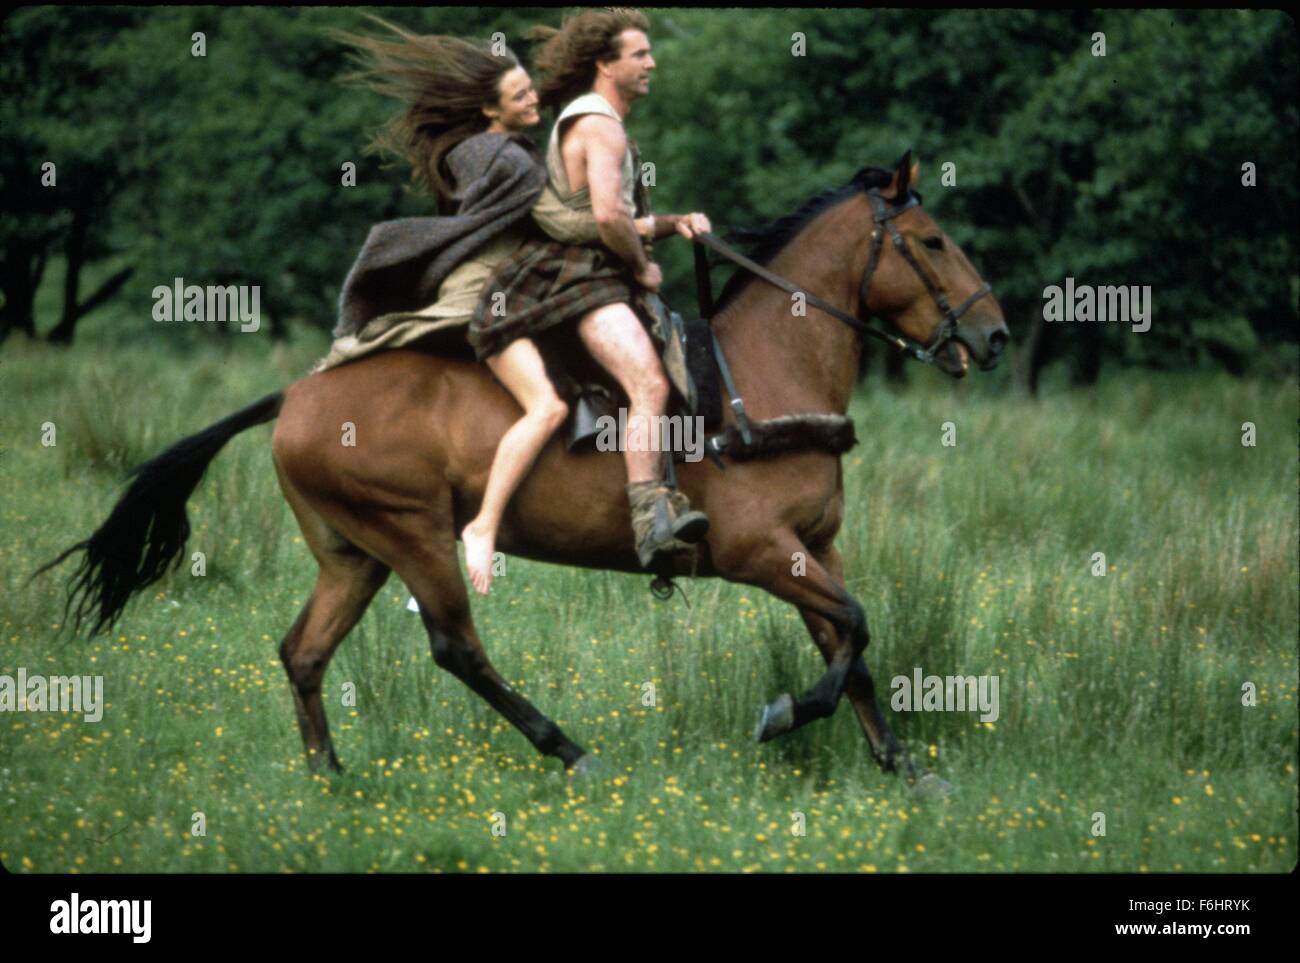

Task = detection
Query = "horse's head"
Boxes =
[854,152,1009,377]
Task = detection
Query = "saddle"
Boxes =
[533,292,722,453]
[540,268,857,471]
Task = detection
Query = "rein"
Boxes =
[693,188,993,365]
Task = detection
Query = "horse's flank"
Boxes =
[275,348,850,579]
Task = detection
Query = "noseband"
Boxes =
[694,188,993,364]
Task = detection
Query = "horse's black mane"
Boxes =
[713,166,896,314]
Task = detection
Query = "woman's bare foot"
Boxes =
[462,518,496,595]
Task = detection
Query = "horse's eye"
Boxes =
[923,236,945,251]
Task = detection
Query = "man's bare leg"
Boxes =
[576,302,667,483]
[462,337,569,595]
[577,301,707,568]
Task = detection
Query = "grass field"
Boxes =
[2,329,1296,873]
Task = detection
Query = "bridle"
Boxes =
[693,188,993,365]
[861,190,994,362]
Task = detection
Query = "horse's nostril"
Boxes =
[988,328,1009,354]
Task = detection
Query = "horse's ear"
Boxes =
[889,149,914,200]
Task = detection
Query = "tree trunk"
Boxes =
[47,265,135,344]
[0,241,44,342]
[47,209,87,344]
[268,306,286,341]
[1017,302,1053,396]
[1070,320,1102,386]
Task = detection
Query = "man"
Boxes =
[469,8,712,573]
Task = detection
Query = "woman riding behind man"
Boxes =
[320,17,661,595]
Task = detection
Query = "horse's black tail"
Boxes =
[31,391,285,637]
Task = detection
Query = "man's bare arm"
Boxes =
[646,212,713,240]
[577,115,649,274]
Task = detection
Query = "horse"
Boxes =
[38,152,1009,782]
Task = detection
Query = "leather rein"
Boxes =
[693,188,993,365]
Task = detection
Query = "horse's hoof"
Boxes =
[568,753,603,777]
[753,693,795,742]
[885,749,915,778]
[912,773,954,802]
[306,749,342,776]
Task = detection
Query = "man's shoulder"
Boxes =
[556,92,623,136]
[565,112,624,136]
[558,92,621,122]
[560,112,626,154]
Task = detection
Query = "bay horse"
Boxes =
[39,152,1009,781]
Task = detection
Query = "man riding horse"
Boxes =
[466,8,712,583]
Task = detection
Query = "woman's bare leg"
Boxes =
[462,337,569,595]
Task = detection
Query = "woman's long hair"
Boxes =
[331,16,521,211]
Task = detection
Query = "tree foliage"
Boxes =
[2,7,1295,383]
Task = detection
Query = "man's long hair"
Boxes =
[526,8,649,111]
[331,15,521,209]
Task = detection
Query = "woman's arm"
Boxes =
[531,184,653,244]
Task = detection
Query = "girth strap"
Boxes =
[694,243,716,319]
[711,330,753,446]
[695,245,752,465]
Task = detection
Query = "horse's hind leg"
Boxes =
[276,472,390,773]
[278,551,390,773]
[368,510,592,772]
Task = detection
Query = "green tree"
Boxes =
[0,7,147,343]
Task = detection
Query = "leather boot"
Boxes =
[663,486,709,543]
[626,481,709,570]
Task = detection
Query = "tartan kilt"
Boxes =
[467,240,654,361]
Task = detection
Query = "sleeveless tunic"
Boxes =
[546,92,642,218]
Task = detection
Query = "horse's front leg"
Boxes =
[719,528,869,742]
[797,544,910,775]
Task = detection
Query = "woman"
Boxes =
[324,17,655,596]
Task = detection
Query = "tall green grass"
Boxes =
[2,335,1295,872]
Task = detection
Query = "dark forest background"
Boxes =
[2,7,1296,389]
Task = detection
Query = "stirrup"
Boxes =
[648,570,691,608]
